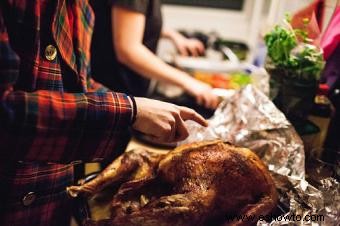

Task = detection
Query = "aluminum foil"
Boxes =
[257,176,339,226]
[181,85,305,178]
[181,85,339,225]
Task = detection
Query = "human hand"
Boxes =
[170,31,205,57]
[132,98,208,143]
[183,79,220,109]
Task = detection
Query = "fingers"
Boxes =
[196,95,204,107]
[146,117,185,143]
[158,108,206,143]
[178,45,189,57]
[196,93,219,109]
[177,39,205,57]
[178,107,208,127]
[173,114,189,141]
[185,41,205,57]
[152,116,178,143]
[157,122,175,142]
[211,95,220,108]
[187,44,199,57]
[196,40,205,55]
[189,40,205,56]
[166,108,206,143]
[168,117,176,142]
[203,93,220,109]
[132,97,208,143]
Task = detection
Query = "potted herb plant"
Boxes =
[264,16,325,128]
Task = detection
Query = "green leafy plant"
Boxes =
[264,16,325,81]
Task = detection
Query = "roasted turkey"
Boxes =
[68,140,278,226]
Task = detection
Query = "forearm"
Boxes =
[161,27,179,40]
[112,6,198,93]
[118,44,194,89]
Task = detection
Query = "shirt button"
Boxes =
[45,44,57,61]
[22,192,37,206]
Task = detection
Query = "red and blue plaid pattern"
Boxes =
[0,0,133,225]
[2,162,75,226]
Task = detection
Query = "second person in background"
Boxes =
[90,0,219,109]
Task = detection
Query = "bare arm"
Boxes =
[112,6,219,109]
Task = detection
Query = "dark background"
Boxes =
[162,0,245,10]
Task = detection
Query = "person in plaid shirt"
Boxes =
[0,0,207,225]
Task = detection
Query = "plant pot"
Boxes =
[266,64,318,127]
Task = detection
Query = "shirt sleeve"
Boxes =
[88,77,110,93]
[111,0,150,14]
[0,7,133,163]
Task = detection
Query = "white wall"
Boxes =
[161,0,260,47]
[161,0,338,49]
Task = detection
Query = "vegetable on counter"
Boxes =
[193,71,252,89]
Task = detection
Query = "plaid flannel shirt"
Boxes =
[0,0,133,225]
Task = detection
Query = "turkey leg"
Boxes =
[67,149,165,198]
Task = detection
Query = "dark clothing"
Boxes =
[319,6,340,153]
[90,0,163,96]
[322,46,340,100]
[322,45,340,152]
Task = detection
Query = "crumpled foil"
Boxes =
[257,176,339,226]
[180,85,340,225]
[181,85,305,178]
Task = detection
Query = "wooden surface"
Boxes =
[126,137,173,153]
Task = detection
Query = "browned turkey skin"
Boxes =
[68,140,278,226]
